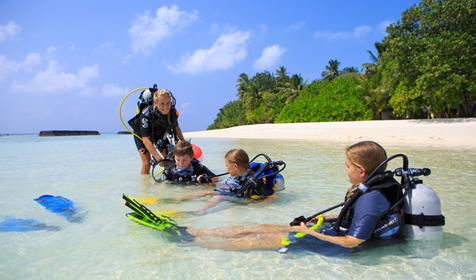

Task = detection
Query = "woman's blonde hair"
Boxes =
[345,141,387,174]
[153,89,172,102]
[153,88,173,124]
[225,149,249,169]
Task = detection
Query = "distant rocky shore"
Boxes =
[39,130,100,136]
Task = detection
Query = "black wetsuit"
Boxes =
[163,159,216,184]
[128,105,179,150]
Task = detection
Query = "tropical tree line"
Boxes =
[208,0,476,129]
[208,67,304,129]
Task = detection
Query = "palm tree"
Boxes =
[252,71,276,93]
[276,66,289,86]
[321,59,340,80]
[287,74,304,103]
[341,67,359,74]
[237,73,250,99]
[362,50,378,77]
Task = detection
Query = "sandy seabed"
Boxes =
[185,118,476,149]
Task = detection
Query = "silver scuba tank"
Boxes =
[403,182,445,240]
[274,173,285,191]
[139,89,153,107]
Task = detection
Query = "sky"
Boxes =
[0,0,419,134]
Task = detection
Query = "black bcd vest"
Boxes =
[337,175,403,231]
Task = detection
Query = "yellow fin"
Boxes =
[136,197,159,205]
[158,210,182,218]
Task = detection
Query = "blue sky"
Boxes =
[0,0,419,133]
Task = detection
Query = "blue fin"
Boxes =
[34,195,81,223]
[0,217,61,232]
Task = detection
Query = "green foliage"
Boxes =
[276,76,373,123]
[211,67,304,128]
[380,0,476,118]
[208,100,246,129]
[209,0,476,129]
[321,59,341,80]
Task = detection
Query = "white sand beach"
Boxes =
[185,118,476,148]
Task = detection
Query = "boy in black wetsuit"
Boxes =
[161,140,216,185]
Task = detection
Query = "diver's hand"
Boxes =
[289,215,307,226]
[291,222,311,234]
[197,174,212,184]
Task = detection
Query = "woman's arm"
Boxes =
[291,222,365,248]
[175,125,185,141]
[142,136,164,162]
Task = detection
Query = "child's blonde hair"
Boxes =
[345,141,387,174]
[225,149,249,169]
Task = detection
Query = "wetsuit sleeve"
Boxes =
[346,191,390,241]
[140,107,153,138]
[195,163,216,177]
[214,177,241,193]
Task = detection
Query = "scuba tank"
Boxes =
[127,84,158,134]
[137,86,155,112]
[235,154,286,198]
[395,167,445,240]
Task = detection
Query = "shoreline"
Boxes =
[184,118,476,149]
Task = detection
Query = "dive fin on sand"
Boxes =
[0,217,61,232]
[136,197,179,205]
[136,197,159,205]
[34,195,82,223]
[122,194,194,242]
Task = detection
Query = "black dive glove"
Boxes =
[197,174,212,184]
[289,216,307,226]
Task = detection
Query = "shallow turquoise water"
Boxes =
[0,135,475,279]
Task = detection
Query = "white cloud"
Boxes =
[100,83,129,97]
[0,56,16,81]
[0,52,42,80]
[129,5,198,54]
[21,53,42,69]
[168,31,251,74]
[314,25,372,40]
[11,61,99,94]
[0,21,21,42]
[253,44,286,71]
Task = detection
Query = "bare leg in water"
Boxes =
[191,195,226,215]
[138,148,151,175]
[186,224,292,251]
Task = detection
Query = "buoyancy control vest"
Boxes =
[163,159,215,185]
[127,86,179,148]
[335,173,403,238]
[128,105,179,147]
[235,161,285,199]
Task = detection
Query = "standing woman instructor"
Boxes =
[130,88,185,175]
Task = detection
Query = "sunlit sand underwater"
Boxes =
[1,134,475,279]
